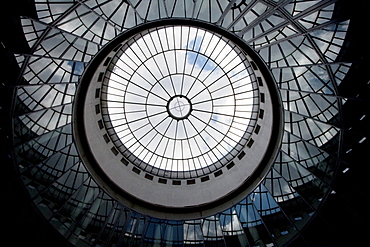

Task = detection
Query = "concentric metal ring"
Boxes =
[74,19,283,219]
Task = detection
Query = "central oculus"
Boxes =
[167,95,192,120]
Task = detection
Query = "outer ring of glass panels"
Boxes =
[73,19,283,220]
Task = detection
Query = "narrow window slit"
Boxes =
[172,180,181,185]
[111,147,119,156]
[103,134,110,143]
[187,179,196,185]
[145,174,153,180]
[95,104,100,114]
[103,57,112,66]
[98,72,104,82]
[132,167,141,174]
[158,178,167,184]
[214,170,223,177]
[226,162,235,170]
[259,109,264,119]
[238,151,246,160]
[247,139,254,148]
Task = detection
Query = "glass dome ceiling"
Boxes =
[102,25,258,174]
[11,0,354,246]
[73,19,282,219]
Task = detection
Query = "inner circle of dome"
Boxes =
[103,25,258,173]
[166,95,192,120]
[147,75,211,139]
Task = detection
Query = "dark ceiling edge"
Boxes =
[289,0,370,246]
[0,0,72,246]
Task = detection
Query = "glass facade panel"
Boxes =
[5,0,360,245]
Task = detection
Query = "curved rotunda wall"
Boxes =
[9,0,355,246]
[73,19,283,219]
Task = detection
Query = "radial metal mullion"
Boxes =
[248,192,278,246]
[161,0,170,18]
[216,0,238,25]
[305,91,338,121]
[189,113,244,151]
[246,18,289,44]
[32,2,84,49]
[102,83,127,95]
[66,190,104,241]
[305,33,344,129]
[290,0,338,22]
[45,174,92,223]
[138,118,169,157]
[20,141,76,180]
[181,120,197,175]
[130,34,150,61]
[105,101,163,109]
[210,114,254,138]
[134,33,173,97]
[104,207,131,246]
[190,0,198,19]
[264,168,309,241]
[192,33,224,84]
[39,16,102,56]
[100,0,126,24]
[180,123,206,169]
[187,32,208,82]
[191,47,251,100]
[143,0,153,21]
[30,159,82,201]
[282,130,339,164]
[238,0,291,37]
[185,117,218,172]
[191,114,230,158]
[116,211,136,246]
[19,85,57,113]
[117,49,140,69]
[254,1,339,50]
[130,122,165,159]
[125,108,167,126]
[193,91,256,107]
[171,120,180,172]
[139,133,161,170]
[14,120,72,149]
[50,104,66,131]
[180,27,193,94]
[286,107,345,130]
[81,0,139,32]
[277,148,339,191]
[150,29,177,94]
[269,61,353,71]
[295,67,333,93]
[90,200,119,247]
[15,1,82,84]
[286,92,336,122]
[226,0,259,30]
[108,73,153,100]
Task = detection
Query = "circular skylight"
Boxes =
[74,19,282,219]
[102,25,258,175]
